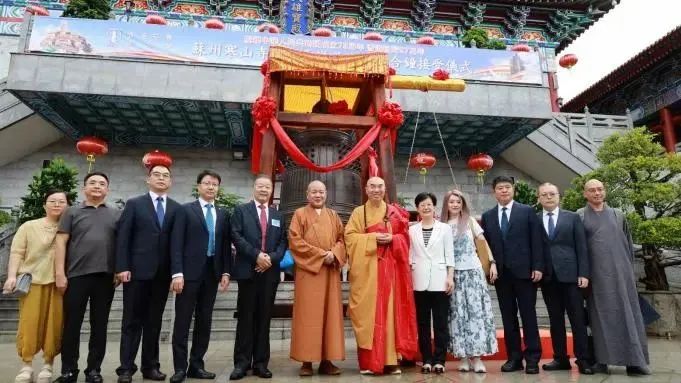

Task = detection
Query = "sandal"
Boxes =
[421,363,432,374]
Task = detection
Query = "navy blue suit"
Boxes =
[170,200,231,373]
[115,193,180,376]
[230,201,287,370]
[481,201,543,365]
[539,209,591,363]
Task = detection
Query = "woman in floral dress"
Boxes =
[441,189,498,373]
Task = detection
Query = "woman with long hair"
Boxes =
[441,189,498,373]
[3,190,69,383]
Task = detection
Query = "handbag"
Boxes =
[468,218,492,280]
[280,249,295,270]
[4,273,32,297]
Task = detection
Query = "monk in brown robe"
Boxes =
[344,177,418,375]
[289,180,346,376]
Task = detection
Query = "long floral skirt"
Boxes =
[449,268,498,358]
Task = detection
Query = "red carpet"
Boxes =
[443,329,572,361]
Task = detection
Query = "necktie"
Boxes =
[155,196,165,227]
[548,212,555,239]
[500,207,510,236]
[206,204,215,257]
[259,204,267,251]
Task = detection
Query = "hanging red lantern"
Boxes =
[559,53,578,69]
[257,23,280,33]
[416,36,436,45]
[142,150,173,170]
[25,5,49,16]
[312,27,334,37]
[467,153,494,184]
[204,18,225,30]
[409,153,436,183]
[511,44,531,52]
[76,136,108,172]
[363,32,383,41]
[145,14,167,25]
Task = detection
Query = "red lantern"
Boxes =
[416,36,435,45]
[25,5,49,16]
[363,32,383,41]
[257,23,280,33]
[76,136,108,172]
[511,44,531,52]
[142,150,173,170]
[312,27,334,37]
[145,14,167,25]
[409,153,436,182]
[467,153,494,184]
[559,53,578,69]
[204,18,225,30]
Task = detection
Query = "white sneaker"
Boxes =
[15,366,33,383]
[37,364,53,383]
[360,370,374,375]
[458,358,471,372]
[472,357,487,373]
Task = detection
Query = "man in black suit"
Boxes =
[169,170,231,383]
[115,165,180,383]
[229,174,287,380]
[480,175,543,374]
[537,183,593,375]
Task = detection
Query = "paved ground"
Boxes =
[0,338,679,382]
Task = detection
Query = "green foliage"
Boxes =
[513,180,540,211]
[0,209,10,228]
[19,158,79,224]
[396,194,413,209]
[191,186,243,213]
[62,0,111,19]
[485,39,507,50]
[461,27,488,48]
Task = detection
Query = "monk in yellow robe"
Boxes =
[289,180,346,376]
[344,177,418,375]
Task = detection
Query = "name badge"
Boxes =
[271,219,281,227]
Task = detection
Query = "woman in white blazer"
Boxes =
[409,192,454,374]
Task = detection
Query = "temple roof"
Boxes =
[562,24,681,113]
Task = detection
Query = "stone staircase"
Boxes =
[0,281,552,343]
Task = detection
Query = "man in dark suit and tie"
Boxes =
[537,183,593,375]
[480,175,544,374]
[115,164,180,383]
[229,174,287,380]
[169,170,231,383]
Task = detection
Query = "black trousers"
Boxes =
[61,273,115,374]
[116,271,171,375]
[413,291,450,365]
[171,262,219,373]
[495,269,541,364]
[542,279,590,362]
[233,270,279,370]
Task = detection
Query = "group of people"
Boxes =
[3,163,651,383]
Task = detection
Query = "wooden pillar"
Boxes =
[259,73,282,178]
[660,108,677,153]
[373,79,397,202]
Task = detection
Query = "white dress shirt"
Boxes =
[172,198,222,279]
[542,207,559,235]
[149,191,167,213]
[497,200,514,228]
[254,200,269,222]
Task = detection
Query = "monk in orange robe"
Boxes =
[344,177,418,375]
[289,180,346,376]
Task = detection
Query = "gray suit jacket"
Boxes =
[539,209,590,283]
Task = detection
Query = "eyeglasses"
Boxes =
[200,182,219,188]
[151,172,171,179]
[46,200,67,205]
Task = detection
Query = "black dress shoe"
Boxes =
[525,364,540,374]
[117,372,132,383]
[627,366,652,376]
[592,363,610,374]
[53,371,79,383]
[575,360,594,375]
[85,372,104,383]
[169,370,186,383]
[543,359,572,371]
[187,367,216,379]
[142,369,167,380]
[230,368,247,380]
[501,360,524,372]
[253,366,273,379]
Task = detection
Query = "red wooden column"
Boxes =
[259,73,282,178]
[373,79,397,202]
[660,108,678,153]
